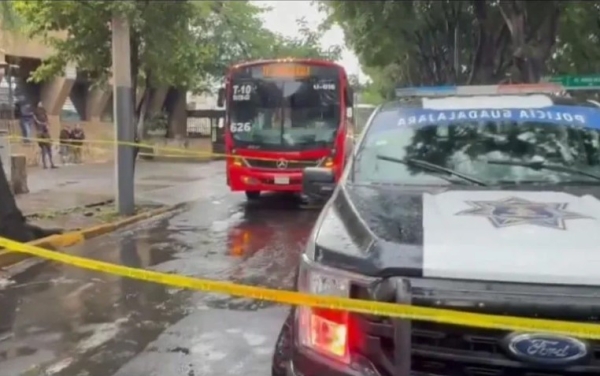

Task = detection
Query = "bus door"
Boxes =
[344,86,355,164]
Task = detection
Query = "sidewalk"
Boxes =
[16,160,224,228]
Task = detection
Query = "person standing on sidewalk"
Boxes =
[70,123,86,164]
[59,124,73,165]
[33,106,56,169]
[15,99,33,143]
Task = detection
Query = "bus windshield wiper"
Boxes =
[376,154,488,186]
[487,159,600,182]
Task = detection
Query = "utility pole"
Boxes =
[111,15,135,215]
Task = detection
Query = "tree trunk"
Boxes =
[469,1,510,84]
[130,30,139,125]
[134,82,152,165]
[129,33,154,174]
[0,156,61,243]
[130,32,142,174]
[135,70,152,140]
[500,3,531,82]
[499,1,561,83]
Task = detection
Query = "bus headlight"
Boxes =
[232,157,249,167]
[318,157,334,168]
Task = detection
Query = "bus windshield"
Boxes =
[228,64,341,151]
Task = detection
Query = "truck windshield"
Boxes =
[355,105,600,186]
[228,66,340,151]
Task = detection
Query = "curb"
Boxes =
[0,204,183,272]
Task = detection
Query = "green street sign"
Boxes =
[545,75,600,90]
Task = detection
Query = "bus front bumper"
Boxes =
[228,167,304,192]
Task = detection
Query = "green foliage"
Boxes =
[192,2,341,82]
[14,0,210,90]
[146,111,168,134]
[269,18,342,61]
[322,1,481,87]
[349,73,385,105]
[360,90,384,106]
[321,0,598,90]
[12,0,341,93]
[0,2,22,31]
[550,2,600,76]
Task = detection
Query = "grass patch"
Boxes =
[94,206,149,222]
[27,203,159,223]
[25,200,114,220]
[84,205,156,223]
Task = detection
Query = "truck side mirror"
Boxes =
[217,88,225,108]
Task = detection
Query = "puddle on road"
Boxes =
[155,193,318,291]
[0,193,320,376]
[0,223,190,376]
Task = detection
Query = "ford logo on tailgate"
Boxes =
[504,333,590,365]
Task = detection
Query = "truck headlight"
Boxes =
[296,245,373,364]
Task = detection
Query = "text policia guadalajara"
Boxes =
[397,109,587,127]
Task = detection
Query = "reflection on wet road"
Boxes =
[0,192,319,376]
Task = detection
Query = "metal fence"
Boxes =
[186,109,225,139]
[186,117,212,137]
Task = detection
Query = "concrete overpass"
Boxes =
[0,29,208,167]
[0,29,186,136]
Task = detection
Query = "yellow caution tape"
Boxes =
[8,135,323,163]
[1,236,600,339]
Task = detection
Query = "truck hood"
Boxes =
[317,184,600,286]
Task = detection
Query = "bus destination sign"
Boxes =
[261,64,311,78]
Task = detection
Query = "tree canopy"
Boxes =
[320,0,600,99]
[203,3,341,81]
[0,2,21,31]
[12,0,341,92]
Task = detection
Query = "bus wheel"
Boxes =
[245,191,261,200]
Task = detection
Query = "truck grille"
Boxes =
[243,158,320,170]
[351,283,600,376]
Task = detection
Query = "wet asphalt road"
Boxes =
[0,163,319,376]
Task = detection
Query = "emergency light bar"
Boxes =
[395,84,565,98]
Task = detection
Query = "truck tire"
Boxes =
[272,309,294,376]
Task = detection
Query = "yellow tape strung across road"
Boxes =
[9,135,315,163]
[1,237,600,339]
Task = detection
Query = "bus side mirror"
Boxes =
[302,167,336,203]
[346,87,354,107]
[217,88,225,108]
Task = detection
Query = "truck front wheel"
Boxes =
[272,309,294,376]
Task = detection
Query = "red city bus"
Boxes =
[217,59,355,200]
